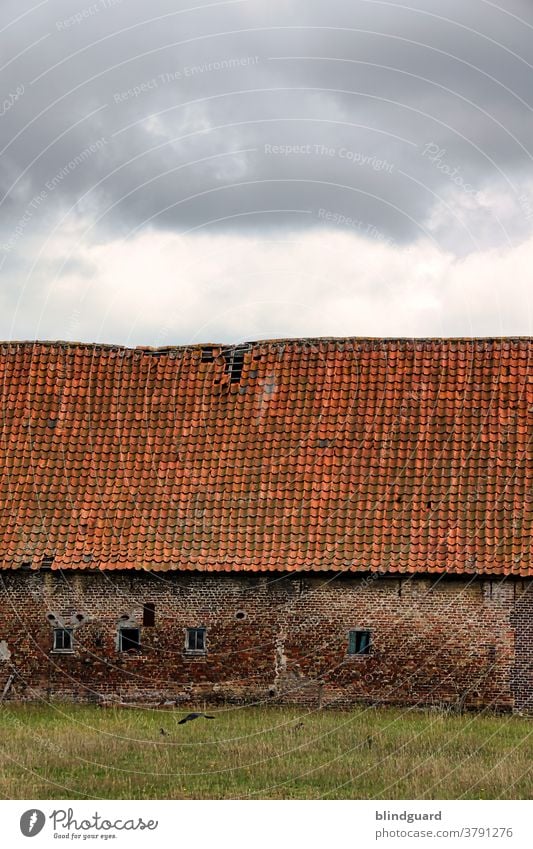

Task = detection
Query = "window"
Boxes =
[118,627,141,652]
[143,602,155,627]
[185,627,206,653]
[348,629,371,655]
[52,627,73,652]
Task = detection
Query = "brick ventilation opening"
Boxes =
[143,602,155,627]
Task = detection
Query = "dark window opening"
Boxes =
[119,627,141,652]
[53,627,73,652]
[185,627,206,652]
[143,602,155,627]
[348,629,371,655]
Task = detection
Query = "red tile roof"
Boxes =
[0,338,531,576]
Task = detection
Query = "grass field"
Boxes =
[0,703,530,799]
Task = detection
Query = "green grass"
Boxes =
[0,703,530,799]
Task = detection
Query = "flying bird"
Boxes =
[178,712,215,724]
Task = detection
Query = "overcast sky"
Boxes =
[1,0,533,345]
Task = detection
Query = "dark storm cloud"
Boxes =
[1,0,533,257]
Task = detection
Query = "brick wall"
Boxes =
[511,582,533,713]
[0,570,529,712]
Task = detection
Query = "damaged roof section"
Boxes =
[0,337,531,577]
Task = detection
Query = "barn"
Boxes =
[0,337,531,712]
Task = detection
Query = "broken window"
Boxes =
[118,627,141,652]
[348,629,371,655]
[185,627,206,653]
[143,602,155,627]
[52,627,73,652]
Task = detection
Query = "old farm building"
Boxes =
[0,337,531,712]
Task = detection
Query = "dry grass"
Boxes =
[0,703,530,799]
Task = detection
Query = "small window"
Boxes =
[348,629,371,655]
[52,627,73,652]
[143,602,155,627]
[118,627,141,652]
[185,627,206,653]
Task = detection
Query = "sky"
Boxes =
[1,0,533,345]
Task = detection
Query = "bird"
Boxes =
[178,712,215,724]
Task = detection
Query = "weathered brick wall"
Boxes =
[0,570,529,711]
[511,581,533,713]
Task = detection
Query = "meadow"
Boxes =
[0,703,530,799]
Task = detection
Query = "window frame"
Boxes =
[118,626,141,653]
[52,627,74,653]
[184,627,207,654]
[347,629,371,656]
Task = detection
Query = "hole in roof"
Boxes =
[235,610,247,621]
[47,418,57,429]
[75,613,85,622]
[222,344,251,384]
[41,555,54,568]
[82,553,93,563]
[47,613,55,621]
[427,501,432,510]
[201,348,215,363]
[318,438,331,448]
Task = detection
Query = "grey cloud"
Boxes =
[1,0,533,264]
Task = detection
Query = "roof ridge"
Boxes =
[0,335,532,353]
